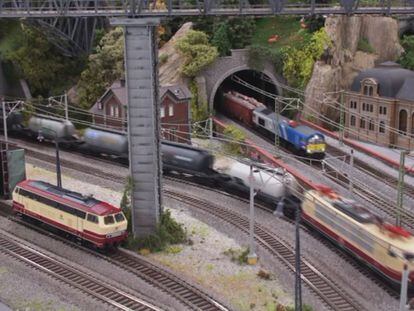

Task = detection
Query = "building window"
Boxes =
[379,121,385,133]
[350,101,357,109]
[360,117,365,129]
[169,104,174,117]
[399,109,408,135]
[412,113,414,137]
[98,102,103,110]
[363,85,368,95]
[350,115,356,126]
[370,104,373,112]
[114,106,119,118]
[161,107,165,118]
[369,86,373,96]
[379,106,387,115]
[110,106,114,117]
[369,119,374,131]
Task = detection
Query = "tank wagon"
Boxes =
[214,157,300,210]
[0,108,24,131]
[81,127,128,159]
[28,115,76,142]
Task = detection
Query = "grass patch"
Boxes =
[165,245,183,254]
[252,17,309,51]
[357,38,375,54]
[223,247,249,264]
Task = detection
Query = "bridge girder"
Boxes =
[0,0,414,17]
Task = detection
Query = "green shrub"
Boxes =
[223,125,246,155]
[175,30,218,77]
[357,38,375,53]
[159,53,168,65]
[398,35,414,70]
[283,28,332,88]
[223,247,249,264]
[189,79,209,125]
[125,209,187,252]
[248,44,284,74]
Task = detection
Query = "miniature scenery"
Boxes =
[0,3,413,311]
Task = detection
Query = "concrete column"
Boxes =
[111,18,162,237]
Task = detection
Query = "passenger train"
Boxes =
[222,91,326,159]
[12,180,128,249]
[300,185,414,285]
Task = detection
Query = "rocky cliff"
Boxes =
[159,22,192,86]
[304,16,403,123]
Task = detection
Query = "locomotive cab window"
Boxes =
[404,253,414,261]
[87,214,99,224]
[104,215,115,225]
[115,213,125,222]
[258,117,265,127]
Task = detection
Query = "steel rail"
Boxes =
[166,190,366,311]
[0,233,162,311]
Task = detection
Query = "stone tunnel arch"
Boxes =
[196,49,285,112]
[209,66,283,110]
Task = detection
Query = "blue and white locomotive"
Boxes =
[252,107,326,159]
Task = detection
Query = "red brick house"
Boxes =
[90,80,192,143]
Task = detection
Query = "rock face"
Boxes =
[304,15,403,123]
[159,22,192,86]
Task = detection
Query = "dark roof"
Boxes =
[351,62,414,99]
[160,84,192,101]
[396,77,414,101]
[90,81,191,114]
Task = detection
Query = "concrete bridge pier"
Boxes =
[111,18,162,237]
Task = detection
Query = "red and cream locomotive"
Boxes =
[301,185,414,285]
[12,180,128,249]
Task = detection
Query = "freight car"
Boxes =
[301,185,414,286]
[223,91,265,127]
[214,157,300,210]
[12,179,128,249]
[28,114,77,143]
[221,91,326,159]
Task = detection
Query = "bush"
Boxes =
[223,124,246,155]
[159,53,168,65]
[120,179,187,252]
[357,38,375,53]
[126,209,187,252]
[398,35,414,70]
[248,44,284,74]
[283,28,332,88]
[223,247,249,264]
[189,79,209,124]
[175,30,218,77]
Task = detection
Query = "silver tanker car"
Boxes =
[28,115,76,141]
[214,157,300,210]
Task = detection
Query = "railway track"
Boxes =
[323,145,414,231]
[0,231,162,311]
[8,137,391,309]
[219,116,414,231]
[0,202,229,311]
[326,145,414,200]
[165,190,366,311]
